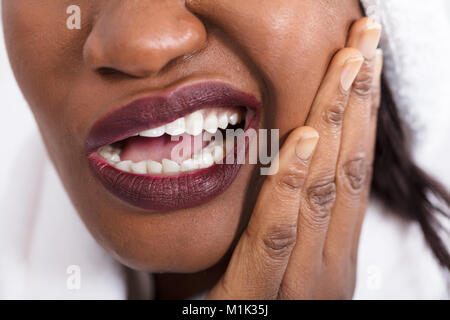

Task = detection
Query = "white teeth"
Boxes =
[165,118,186,136]
[137,107,244,137]
[110,153,120,163]
[131,161,147,174]
[108,144,224,174]
[180,159,199,172]
[204,111,219,134]
[103,145,115,152]
[100,149,112,160]
[217,112,229,129]
[103,107,241,174]
[115,160,132,171]
[147,160,163,174]
[228,112,240,125]
[212,145,224,162]
[185,111,204,136]
[162,159,180,173]
[199,151,214,168]
[99,146,121,164]
[140,125,165,137]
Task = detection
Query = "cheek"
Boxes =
[2,1,98,179]
[240,8,350,137]
[189,0,359,137]
[2,1,91,131]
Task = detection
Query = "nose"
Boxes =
[83,0,207,77]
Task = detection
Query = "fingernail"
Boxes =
[356,18,382,59]
[372,49,383,86]
[295,130,319,161]
[340,56,364,91]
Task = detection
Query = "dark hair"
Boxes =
[372,75,450,271]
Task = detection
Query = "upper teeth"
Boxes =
[139,108,242,138]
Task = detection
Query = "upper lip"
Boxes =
[85,81,261,153]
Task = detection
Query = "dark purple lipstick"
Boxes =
[85,81,261,211]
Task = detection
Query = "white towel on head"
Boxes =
[360,0,450,179]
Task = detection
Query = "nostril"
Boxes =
[96,66,148,80]
[97,67,120,76]
[96,67,139,79]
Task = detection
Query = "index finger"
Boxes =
[207,126,319,299]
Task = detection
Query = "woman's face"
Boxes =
[2,0,361,272]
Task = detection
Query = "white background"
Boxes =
[0,11,38,196]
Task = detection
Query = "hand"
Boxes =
[207,17,383,300]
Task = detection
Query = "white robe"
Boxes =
[0,133,448,299]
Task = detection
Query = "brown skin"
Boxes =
[2,1,381,298]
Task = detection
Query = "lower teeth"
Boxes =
[98,141,226,175]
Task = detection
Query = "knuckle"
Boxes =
[353,77,373,97]
[271,161,308,194]
[339,157,372,194]
[324,99,346,127]
[305,179,336,226]
[352,62,374,97]
[259,222,297,260]
[278,174,306,191]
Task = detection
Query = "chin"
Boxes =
[54,80,262,272]
[66,158,256,273]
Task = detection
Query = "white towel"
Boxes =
[361,0,450,181]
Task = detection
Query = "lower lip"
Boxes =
[88,147,244,212]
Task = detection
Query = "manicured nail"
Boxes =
[356,18,382,59]
[372,49,383,86]
[340,56,364,91]
[295,130,319,161]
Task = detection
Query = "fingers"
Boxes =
[350,49,383,256]
[275,48,363,299]
[323,19,382,266]
[367,49,383,164]
[347,17,382,60]
[207,126,319,300]
[279,18,382,299]
[299,48,364,252]
[209,16,383,300]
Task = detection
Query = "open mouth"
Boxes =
[85,82,261,211]
[98,106,246,175]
